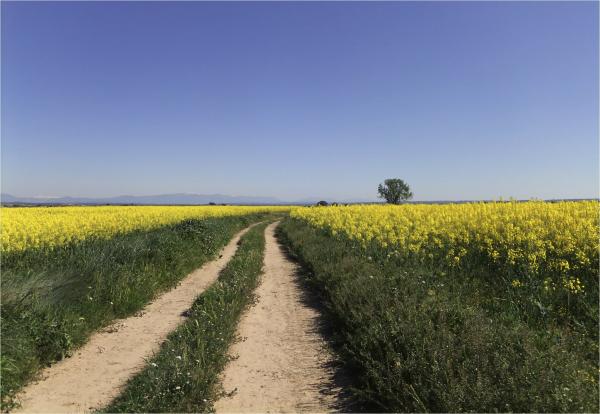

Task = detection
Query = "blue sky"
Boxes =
[2,1,598,201]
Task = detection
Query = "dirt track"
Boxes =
[14,225,255,413]
[215,222,341,413]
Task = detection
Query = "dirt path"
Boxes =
[215,222,341,413]
[14,225,257,413]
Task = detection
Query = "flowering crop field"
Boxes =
[292,201,598,301]
[1,205,290,254]
[291,201,600,328]
[282,201,599,411]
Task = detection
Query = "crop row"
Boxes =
[1,205,289,253]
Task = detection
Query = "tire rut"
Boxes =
[215,222,342,413]
[14,224,258,413]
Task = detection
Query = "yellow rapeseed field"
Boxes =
[1,205,289,253]
[291,201,599,297]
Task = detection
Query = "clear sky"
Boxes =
[2,1,598,201]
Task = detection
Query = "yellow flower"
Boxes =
[562,276,584,295]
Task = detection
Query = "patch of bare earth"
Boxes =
[14,225,256,413]
[215,222,342,413]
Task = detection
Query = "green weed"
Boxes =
[277,218,599,413]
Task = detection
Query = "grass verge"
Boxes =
[277,218,598,413]
[104,221,269,412]
[1,214,275,410]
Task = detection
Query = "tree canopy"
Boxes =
[378,179,413,204]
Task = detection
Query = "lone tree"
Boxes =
[378,178,413,204]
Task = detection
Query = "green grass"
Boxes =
[0,213,275,410]
[277,218,599,413]
[104,222,269,412]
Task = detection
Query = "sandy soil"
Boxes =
[214,222,341,413]
[14,225,256,413]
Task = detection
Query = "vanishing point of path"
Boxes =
[215,222,341,413]
[14,225,256,413]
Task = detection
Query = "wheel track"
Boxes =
[215,222,341,413]
[14,224,258,413]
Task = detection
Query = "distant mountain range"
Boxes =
[1,193,284,205]
[4,193,588,206]
[0,193,377,206]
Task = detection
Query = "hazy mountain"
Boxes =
[2,193,592,206]
[0,193,284,205]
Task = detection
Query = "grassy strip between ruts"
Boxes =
[104,221,269,412]
[1,214,278,410]
[276,218,598,413]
